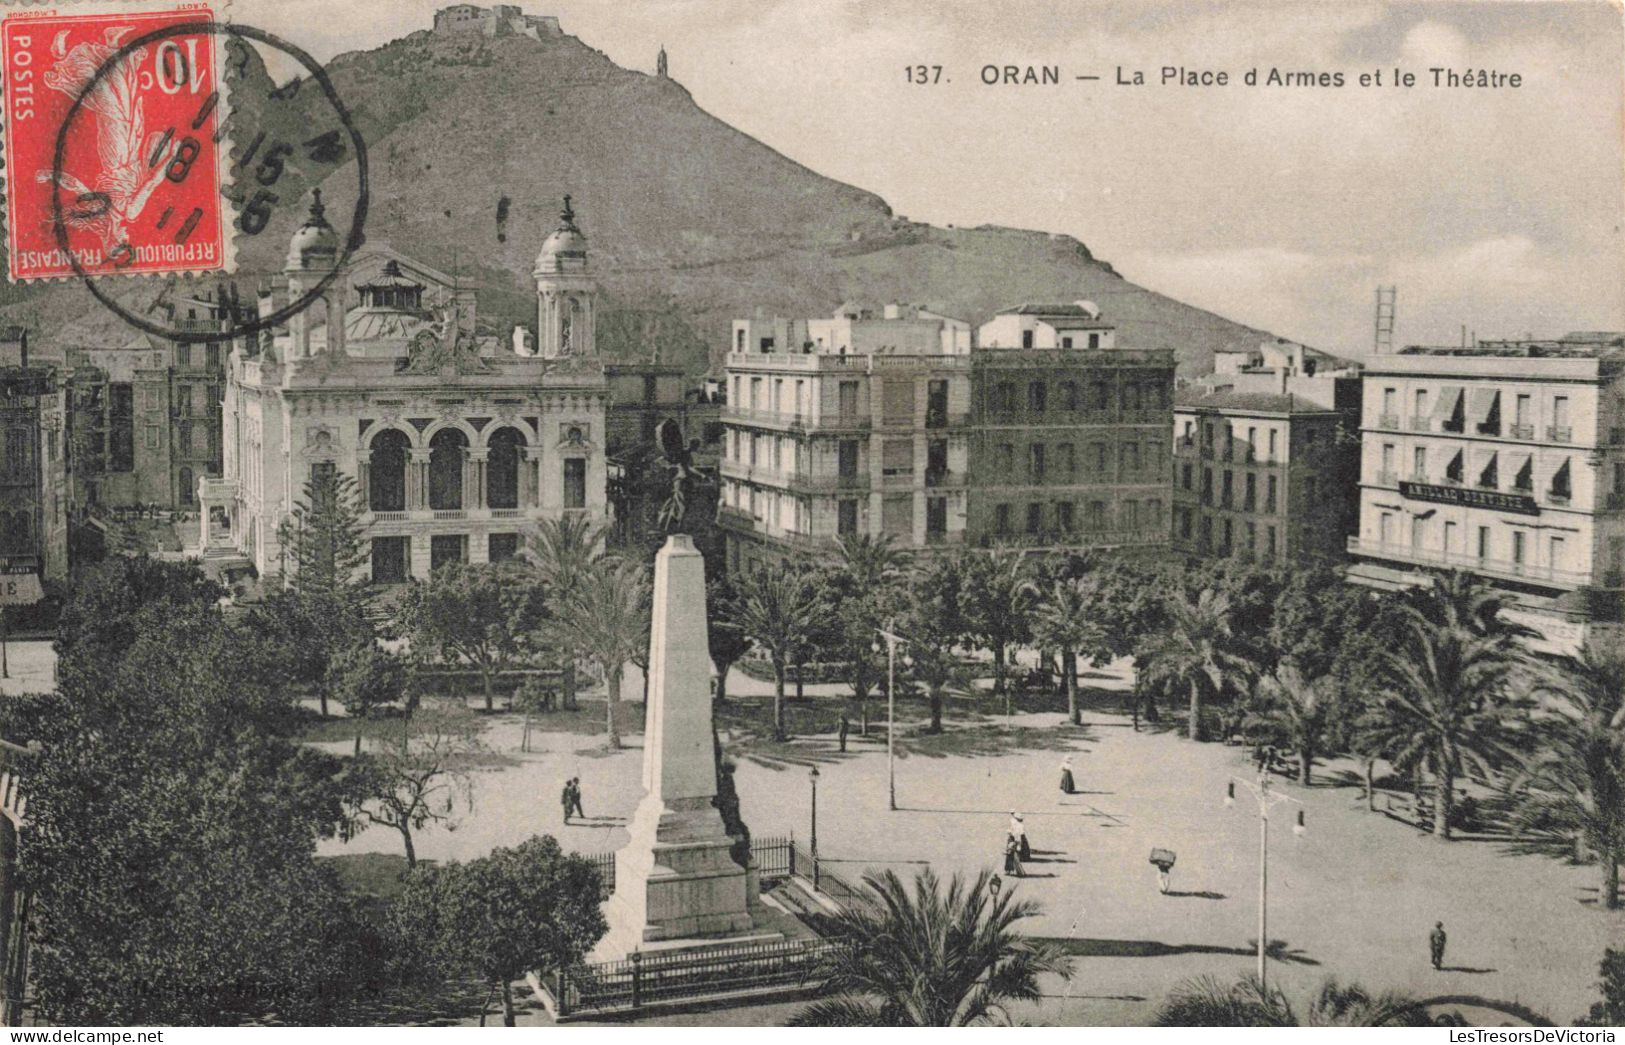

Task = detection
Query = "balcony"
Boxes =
[924,468,967,489]
[1375,470,1398,486]
[977,528,1168,551]
[791,472,868,494]
[1509,423,1535,440]
[1119,409,1168,425]
[1548,491,1572,507]
[723,407,805,430]
[923,530,963,546]
[1378,413,1401,429]
[1409,417,1432,432]
[1346,536,1593,590]
[1547,425,1572,443]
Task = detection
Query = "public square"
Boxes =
[311,656,1624,1027]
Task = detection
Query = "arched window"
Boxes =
[370,429,410,512]
[486,427,525,510]
[429,428,468,510]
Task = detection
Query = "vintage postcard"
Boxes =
[0,0,1620,1034]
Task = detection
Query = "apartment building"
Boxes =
[1170,389,1357,563]
[966,303,1175,552]
[717,304,972,570]
[1347,337,1625,655]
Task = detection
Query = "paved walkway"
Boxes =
[321,680,1621,1025]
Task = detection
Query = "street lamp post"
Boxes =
[1225,773,1305,990]
[875,624,907,811]
[808,764,820,889]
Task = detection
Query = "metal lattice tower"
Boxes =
[1374,286,1397,355]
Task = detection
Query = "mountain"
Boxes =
[1,21,1287,376]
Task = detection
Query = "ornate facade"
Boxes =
[215,196,608,582]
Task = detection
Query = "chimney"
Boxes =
[1278,367,1288,395]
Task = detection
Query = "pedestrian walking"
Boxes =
[1059,755,1075,794]
[1010,812,1031,861]
[1149,848,1177,894]
[570,776,586,820]
[1429,921,1447,970]
[838,713,849,753]
[1003,833,1024,877]
[560,779,575,825]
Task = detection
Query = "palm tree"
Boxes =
[961,550,1034,711]
[1030,576,1100,726]
[1246,660,1338,785]
[1405,569,1533,639]
[553,557,650,749]
[788,867,1072,1026]
[824,535,910,709]
[829,533,911,591]
[1510,641,1625,909]
[1156,975,1430,1027]
[904,556,970,734]
[1140,588,1255,742]
[1362,612,1527,839]
[734,562,824,740]
[523,514,606,710]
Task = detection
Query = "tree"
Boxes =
[391,837,606,1027]
[11,590,377,1025]
[523,514,607,710]
[1030,576,1101,727]
[53,556,221,671]
[246,586,375,717]
[822,535,910,711]
[734,561,824,740]
[1246,660,1338,785]
[328,641,410,754]
[1362,610,1527,839]
[1155,975,1430,1027]
[707,574,751,704]
[789,867,1072,1026]
[1578,948,1625,1026]
[552,558,651,749]
[276,470,369,595]
[1510,641,1625,908]
[1140,588,1256,742]
[399,561,547,711]
[902,556,972,734]
[356,703,485,866]
[959,550,1034,709]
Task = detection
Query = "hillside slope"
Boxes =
[3,25,1280,376]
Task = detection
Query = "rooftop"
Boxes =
[1173,388,1339,415]
[1398,332,1624,360]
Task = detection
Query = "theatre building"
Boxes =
[216,195,608,582]
[1346,338,1625,654]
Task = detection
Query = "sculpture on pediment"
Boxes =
[397,304,495,375]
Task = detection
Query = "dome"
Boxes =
[286,189,338,268]
[534,195,588,273]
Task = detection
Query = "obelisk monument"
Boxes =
[597,534,761,957]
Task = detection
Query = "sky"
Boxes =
[238,0,1624,357]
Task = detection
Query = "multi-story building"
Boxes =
[717,304,972,570]
[216,195,608,582]
[1346,336,1625,654]
[966,303,1175,552]
[1170,389,1358,563]
[0,354,70,586]
[63,294,240,510]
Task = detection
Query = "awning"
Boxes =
[1445,449,1465,481]
[1430,386,1464,422]
[1511,453,1533,491]
[1550,459,1571,496]
[1467,388,1499,425]
[1473,449,1498,485]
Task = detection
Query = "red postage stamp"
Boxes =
[2,4,227,282]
